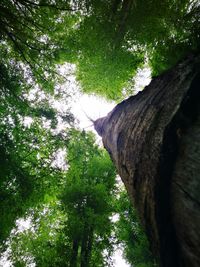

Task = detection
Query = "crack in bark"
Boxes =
[173,181,200,207]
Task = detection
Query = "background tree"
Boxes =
[0,0,75,249]
[0,53,73,250]
[61,130,117,267]
[7,130,117,267]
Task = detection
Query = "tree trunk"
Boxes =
[94,53,200,267]
[80,230,88,267]
[80,226,93,267]
[85,227,93,266]
[70,239,79,267]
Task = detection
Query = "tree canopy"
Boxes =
[55,0,200,99]
[5,130,117,267]
[1,0,199,99]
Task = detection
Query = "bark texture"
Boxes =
[94,54,200,267]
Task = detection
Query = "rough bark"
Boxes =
[94,53,200,267]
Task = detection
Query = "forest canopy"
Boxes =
[0,0,199,266]
[1,0,199,99]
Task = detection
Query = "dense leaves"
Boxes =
[56,0,200,99]
[1,0,199,99]
[6,131,117,267]
[0,1,76,248]
[0,0,74,91]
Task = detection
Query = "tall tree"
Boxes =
[61,130,117,267]
[7,130,117,267]
[94,53,200,267]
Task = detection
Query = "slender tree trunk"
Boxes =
[80,226,94,267]
[85,227,93,266]
[80,231,87,267]
[94,53,200,267]
[70,239,79,267]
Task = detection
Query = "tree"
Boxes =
[0,49,73,250]
[0,1,75,248]
[94,53,200,267]
[0,98,70,250]
[9,201,68,267]
[7,130,117,267]
[61,130,117,267]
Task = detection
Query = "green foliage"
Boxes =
[0,0,76,246]
[8,130,117,267]
[55,0,200,99]
[10,202,68,267]
[61,130,117,266]
[1,0,199,100]
[0,0,74,92]
[115,190,157,267]
[0,48,72,249]
[0,114,68,248]
[76,49,143,100]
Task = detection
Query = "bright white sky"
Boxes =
[71,93,115,145]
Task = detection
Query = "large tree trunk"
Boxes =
[94,53,200,267]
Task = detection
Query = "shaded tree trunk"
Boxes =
[70,239,79,267]
[80,226,93,267]
[85,227,93,265]
[94,53,200,267]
